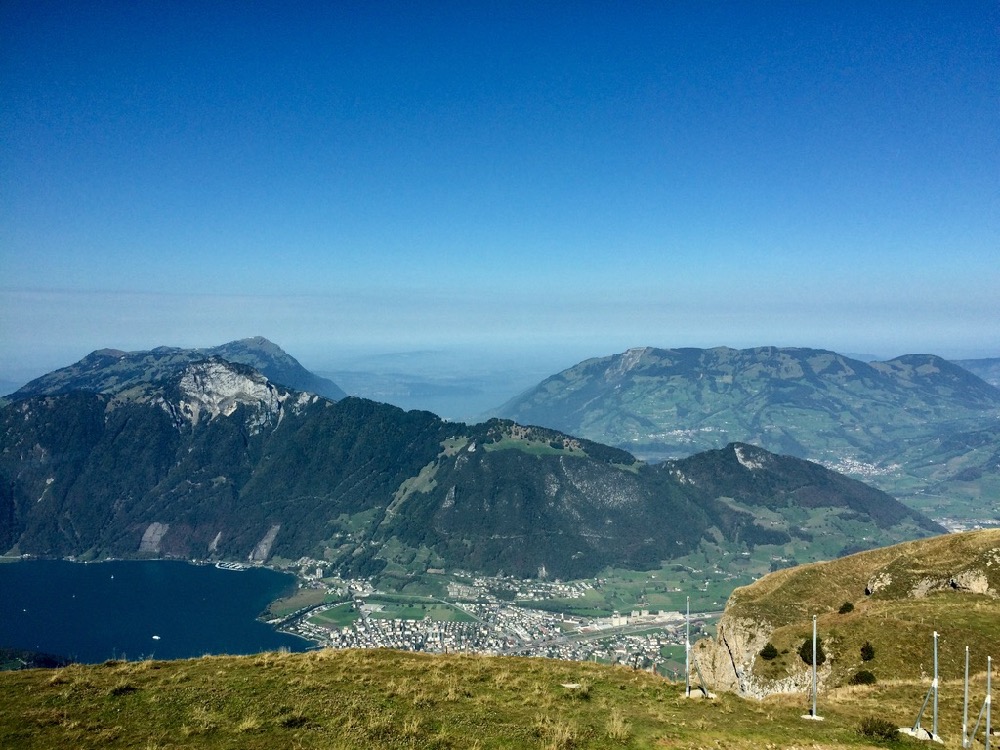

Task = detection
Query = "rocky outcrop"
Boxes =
[865,570,892,595]
[178,360,284,426]
[909,569,995,598]
[864,546,1000,600]
[949,570,991,595]
[695,532,1000,697]
[693,615,825,699]
[9,336,346,403]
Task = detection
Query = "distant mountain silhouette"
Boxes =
[494,346,1000,518]
[10,336,346,402]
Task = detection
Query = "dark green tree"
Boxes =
[759,642,779,661]
[838,601,854,614]
[798,637,826,666]
[860,641,875,661]
[850,670,876,685]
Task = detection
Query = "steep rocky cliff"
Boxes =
[693,615,827,699]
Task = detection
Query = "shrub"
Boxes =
[850,670,877,685]
[798,637,826,666]
[606,709,631,742]
[759,642,778,661]
[838,601,854,614]
[858,715,898,741]
[860,641,875,661]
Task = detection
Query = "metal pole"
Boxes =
[964,646,970,748]
[812,615,818,718]
[685,596,691,697]
[987,655,992,750]
[914,683,933,734]
[933,631,939,739]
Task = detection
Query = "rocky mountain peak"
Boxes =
[11,337,346,403]
[731,443,771,471]
[177,359,284,426]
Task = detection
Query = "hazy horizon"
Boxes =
[5,334,998,426]
[3,3,998,387]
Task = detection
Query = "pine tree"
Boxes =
[798,637,826,666]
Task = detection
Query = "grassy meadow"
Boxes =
[4,646,987,749]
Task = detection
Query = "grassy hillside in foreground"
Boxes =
[2,647,993,749]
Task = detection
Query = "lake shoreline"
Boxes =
[1,552,310,614]
[0,557,318,664]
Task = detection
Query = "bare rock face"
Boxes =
[692,615,764,693]
[865,571,892,595]
[863,546,999,600]
[138,522,170,553]
[178,360,283,426]
[948,570,991,595]
[907,569,994,598]
[249,524,281,562]
[693,615,823,700]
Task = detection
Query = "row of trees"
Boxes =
[759,609,876,686]
[759,637,874,664]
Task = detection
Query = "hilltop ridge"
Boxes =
[496,346,1000,459]
[10,336,347,403]
[494,345,1000,522]
[694,528,1000,697]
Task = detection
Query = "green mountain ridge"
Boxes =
[955,356,1000,387]
[494,346,1000,521]
[0,351,942,580]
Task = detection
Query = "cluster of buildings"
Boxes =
[446,571,592,602]
[820,456,902,480]
[938,517,1000,533]
[278,569,705,673]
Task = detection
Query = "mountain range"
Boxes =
[494,346,1000,520]
[0,339,942,580]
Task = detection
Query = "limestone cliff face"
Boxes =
[693,615,824,699]
[691,615,763,694]
[178,360,284,426]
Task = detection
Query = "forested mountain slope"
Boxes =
[1,352,943,579]
[495,346,1000,520]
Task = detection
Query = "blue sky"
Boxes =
[2,1,998,385]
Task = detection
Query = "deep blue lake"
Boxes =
[0,559,312,663]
